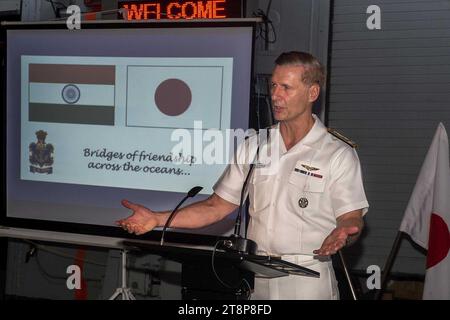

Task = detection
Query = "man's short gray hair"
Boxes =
[275,51,326,87]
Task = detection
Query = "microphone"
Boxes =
[218,131,270,255]
[218,176,257,254]
[160,186,203,246]
[218,160,257,255]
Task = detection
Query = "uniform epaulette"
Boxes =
[327,128,357,148]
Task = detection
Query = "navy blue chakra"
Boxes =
[61,84,81,104]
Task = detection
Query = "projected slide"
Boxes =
[20,55,233,194]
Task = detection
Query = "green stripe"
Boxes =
[29,103,114,126]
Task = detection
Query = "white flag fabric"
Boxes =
[400,123,450,300]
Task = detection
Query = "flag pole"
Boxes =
[338,250,358,300]
[374,231,405,300]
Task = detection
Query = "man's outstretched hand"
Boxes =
[313,226,359,256]
[115,200,160,235]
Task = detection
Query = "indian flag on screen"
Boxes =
[28,64,115,126]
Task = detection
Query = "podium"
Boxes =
[122,239,319,300]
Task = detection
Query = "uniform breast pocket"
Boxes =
[249,174,271,213]
[288,170,326,192]
[288,171,326,212]
[304,177,326,193]
[288,172,307,190]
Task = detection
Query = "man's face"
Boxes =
[270,64,319,123]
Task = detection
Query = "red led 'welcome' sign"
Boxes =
[119,0,242,20]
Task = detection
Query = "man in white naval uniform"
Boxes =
[117,51,369,300]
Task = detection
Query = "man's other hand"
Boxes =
[313,226,359,256]
[115,200,160,235]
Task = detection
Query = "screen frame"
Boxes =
[1,19,258,246]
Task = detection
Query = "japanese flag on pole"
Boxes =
[400,123,450,300]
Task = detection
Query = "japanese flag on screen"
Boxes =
[126,65,225,130]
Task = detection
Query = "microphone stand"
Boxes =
[219,158,257,255]
[219,131,270,255]
[160,186,203,246]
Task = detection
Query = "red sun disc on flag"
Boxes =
[154,78,192,116]
[426,213,450,269]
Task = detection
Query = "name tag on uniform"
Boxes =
[294,165,323,179]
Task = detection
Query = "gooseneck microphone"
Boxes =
[234,153,257,237]
[160,186,203,246]
[219,130,270,255]
[219,156,258,255]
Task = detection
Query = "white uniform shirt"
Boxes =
[214,114,369,256]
